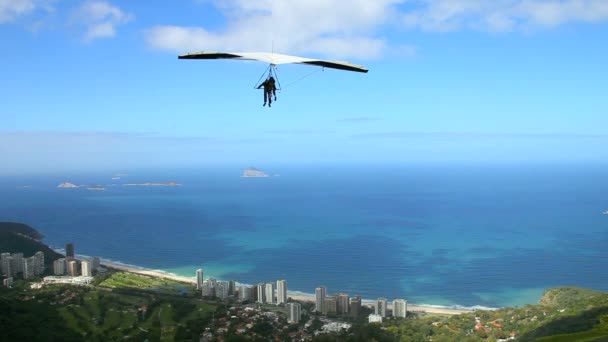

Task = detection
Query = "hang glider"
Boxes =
[178,51,369,73]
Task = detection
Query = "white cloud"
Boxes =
[146,0,402,59]
[0,0,40,23]
[145,0,608,59]
[72,1,133,41]
[401,0,608,32]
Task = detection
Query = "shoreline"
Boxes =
[98,259,477,315]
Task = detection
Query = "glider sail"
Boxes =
[178,51,369,73]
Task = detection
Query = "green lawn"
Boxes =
[536,324,608,342]
[53,287,216,341]
[99,272,194,295]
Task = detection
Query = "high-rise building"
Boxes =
[315,286,327,312]
[23,257,35,279]
[286,302,301,323]
[276,280,287,304]
[67,260,79,277]
[228,280,236,296]
[323,296,337,315]
[12,253,24,274]
[65,243,74,259]
[216,281,229,299]
[239,285,253,301]
[34,251,45,275]
[81,260,92,277]
[265,282,275,304]
[201,282,215,297]
[375,298,387,317]
[196,269,204,290]
[256,283,266,303]
[336,293,349,314]
[1,254,13,277]
[350,296,362,317]
[393,299,407,318]
[53,258,66,275]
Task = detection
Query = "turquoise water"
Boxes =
[1,163,607,308]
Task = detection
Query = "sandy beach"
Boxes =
[100,261,196,285]
[287,293,472,315]
[101,260,473,315]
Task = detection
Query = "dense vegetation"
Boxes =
[0,278,216,341]
[339,286,608,342]
[0,222,63,265]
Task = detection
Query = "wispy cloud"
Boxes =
[145,0,608,60]
[336,116,379,123]
[401,0,608,32]
[352,131,608,140]
[0,0,35,23]
[0,0,54,24]
[145,0,402,59]
[71,1,133,41]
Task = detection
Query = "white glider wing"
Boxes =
[178,51,368,73]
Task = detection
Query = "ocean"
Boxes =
[1,163,607,309]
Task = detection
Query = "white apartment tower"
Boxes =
[34,251,44,275]
[276,280,287,304]
[287,302,301,323]
[315,286,327,312]
[1,253,13,277]
[256,283,266,303]
[196,269,204,290]
[12,253,24,273]
[53,258,66,275]
[393,299,407,318]
[376,298,387,317]
[81,260,92,277]
[265,282,275,304]
[23,257,35,279]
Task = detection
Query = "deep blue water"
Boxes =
[1,163,607,308]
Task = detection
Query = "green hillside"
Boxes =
[0,222,63,265]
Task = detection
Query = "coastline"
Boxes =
[100,260,196,285]
[99,259,476,315]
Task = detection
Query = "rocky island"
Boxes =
[57,182,79,188]
[241,167,270,178]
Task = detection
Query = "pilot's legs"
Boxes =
[265,90,272,107]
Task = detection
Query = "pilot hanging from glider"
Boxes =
[257,75,277,107]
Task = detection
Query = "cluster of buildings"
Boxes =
[196,269,301,323]
[1,251,45,286]
[314,286,407,322]
[368,298,408,323]
[52,243,101,278]
[314,286,363,317]
[1,242,103,288]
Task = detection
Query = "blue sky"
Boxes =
[1,0,608,173]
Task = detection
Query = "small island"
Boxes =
[57,182,79,188]
[241,167,270,178]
